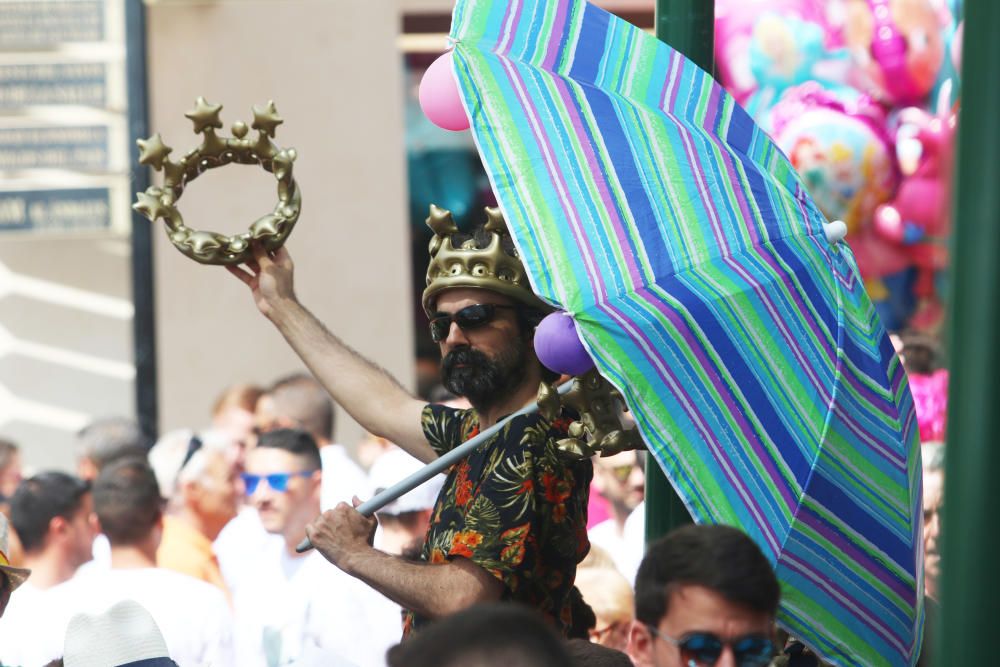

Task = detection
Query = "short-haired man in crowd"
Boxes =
[234,428,386,667]
[230,208,594,638]
[75,417,148,482]
[27,460,235,666]
[0,474,96,666]
[629,524,780,667]
[9,473,94,591]
[215,374,370,597]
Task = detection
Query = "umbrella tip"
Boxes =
[824,220,848,245]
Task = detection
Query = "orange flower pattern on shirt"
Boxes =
[450,530,485,558]
[453,460,474,507]
[403,404,593,639]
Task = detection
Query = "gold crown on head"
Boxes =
[422,205,549,316]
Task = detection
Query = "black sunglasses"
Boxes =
[429,304,518,342]
[648,627,775,667]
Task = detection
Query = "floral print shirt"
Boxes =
[401,403,593,637]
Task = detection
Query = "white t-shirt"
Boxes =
[215,506,284,598]
[320,444,369,511]
[41,567,235,667]
[0,582,56,667]
[232,542,392,667]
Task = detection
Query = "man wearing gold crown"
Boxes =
[229,205,593,638]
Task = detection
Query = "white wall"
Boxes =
[145,0,414,452]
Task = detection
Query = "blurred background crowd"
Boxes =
[0,0,963,664]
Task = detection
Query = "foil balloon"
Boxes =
[769,84,897,238]
[419,51,471,132]
[743,13,855,129]
[715,0,840,106]
[842,0,947,106]
[534,312,595,377]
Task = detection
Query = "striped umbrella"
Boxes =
[447,1,924,665]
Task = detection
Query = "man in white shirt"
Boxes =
[215,374,370,597]
[0,473,97,666]
[255,373,368,508]
[16,459,236,666]
[235,428,382,667]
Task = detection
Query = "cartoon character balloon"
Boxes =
[843,0,947,106]
[715,0,841,107]
[769,84,898,238]
[768,83,910,324]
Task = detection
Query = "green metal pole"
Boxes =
[644,0,713,544]
[935,2,1000,665]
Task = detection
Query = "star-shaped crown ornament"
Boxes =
[132,97,300,265]
[537,370,645,461]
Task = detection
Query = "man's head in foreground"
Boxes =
[244,428,322,547]
[630,524,780,667]
[386,602,573,667]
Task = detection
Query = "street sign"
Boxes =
[0,0,130,236]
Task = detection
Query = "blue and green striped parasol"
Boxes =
[447,0,924,665]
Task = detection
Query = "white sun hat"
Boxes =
[63,599,177,667]
[368,447,445,515]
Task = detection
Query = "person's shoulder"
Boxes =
[423,402,474,423]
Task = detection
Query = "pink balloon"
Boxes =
[419,52,470,132]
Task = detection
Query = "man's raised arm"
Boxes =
[228,243,436,463]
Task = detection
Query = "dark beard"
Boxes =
[441,341,527,411]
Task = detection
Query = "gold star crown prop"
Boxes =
[538,370,645,460]
[132,97,300,265]
[422,205,550,316]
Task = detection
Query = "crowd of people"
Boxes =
[0,386,767,667]
[0,209,950,666]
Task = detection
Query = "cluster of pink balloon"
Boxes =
[418,52,471,132]
[714,0,963,332]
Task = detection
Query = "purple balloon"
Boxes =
[534,312,595,376]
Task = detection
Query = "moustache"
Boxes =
[442,346,490,373]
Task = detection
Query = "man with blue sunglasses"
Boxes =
[235,428,387,666]
[629,524,780,667]
[230,206,594,640]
